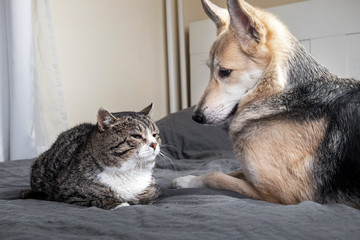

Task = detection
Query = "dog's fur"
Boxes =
[172,0,360,208]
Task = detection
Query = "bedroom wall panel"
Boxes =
[190,53,211,105]
[311,36,348,78]
[348,34,360,80]
[189,20,216,105]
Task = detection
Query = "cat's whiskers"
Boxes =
[160,144,177,150]
[158,150,176,170]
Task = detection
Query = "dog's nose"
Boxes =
[192,111,206,124]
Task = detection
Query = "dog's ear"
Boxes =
[201,0,229,33]
[227,0,261,45]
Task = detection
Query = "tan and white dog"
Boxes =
[172,0,360,208]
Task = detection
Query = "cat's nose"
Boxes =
[150,142,157,150]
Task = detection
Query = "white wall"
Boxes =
[50,0,168,127]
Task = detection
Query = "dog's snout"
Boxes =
[192,111,206,124]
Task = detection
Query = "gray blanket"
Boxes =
[1,107,360,239]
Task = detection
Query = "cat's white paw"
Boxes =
[171,175,205,189]
[114,202,130,209]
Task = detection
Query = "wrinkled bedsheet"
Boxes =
[1,107,360,240]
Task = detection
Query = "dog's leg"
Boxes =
[171,171,261,199]
[227,170,246,179]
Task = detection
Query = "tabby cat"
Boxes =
[21,104,161,210]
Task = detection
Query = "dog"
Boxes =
[172,0,360,208]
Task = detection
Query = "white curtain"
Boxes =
[0,0,67,162]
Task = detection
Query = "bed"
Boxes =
[1,107,360,239]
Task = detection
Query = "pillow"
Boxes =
[156,107,233,159]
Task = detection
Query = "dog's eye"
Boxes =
[218,68,232,78]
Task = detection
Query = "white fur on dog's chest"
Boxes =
[97,166,153,201]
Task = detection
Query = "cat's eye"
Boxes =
[218,68,232,78]
[131,134,143,139]
[152,133,158,138]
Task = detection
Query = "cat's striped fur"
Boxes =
[21,104,161,210]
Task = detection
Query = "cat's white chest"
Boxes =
[97,165,153,201]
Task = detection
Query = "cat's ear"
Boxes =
[97,107,116,132]
[139,103,153,117]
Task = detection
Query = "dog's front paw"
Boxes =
[171,175,205,189]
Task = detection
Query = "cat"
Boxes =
[21,104,161,210]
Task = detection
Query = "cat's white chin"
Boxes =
[141,154,157,162]
[138,146,160,162]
